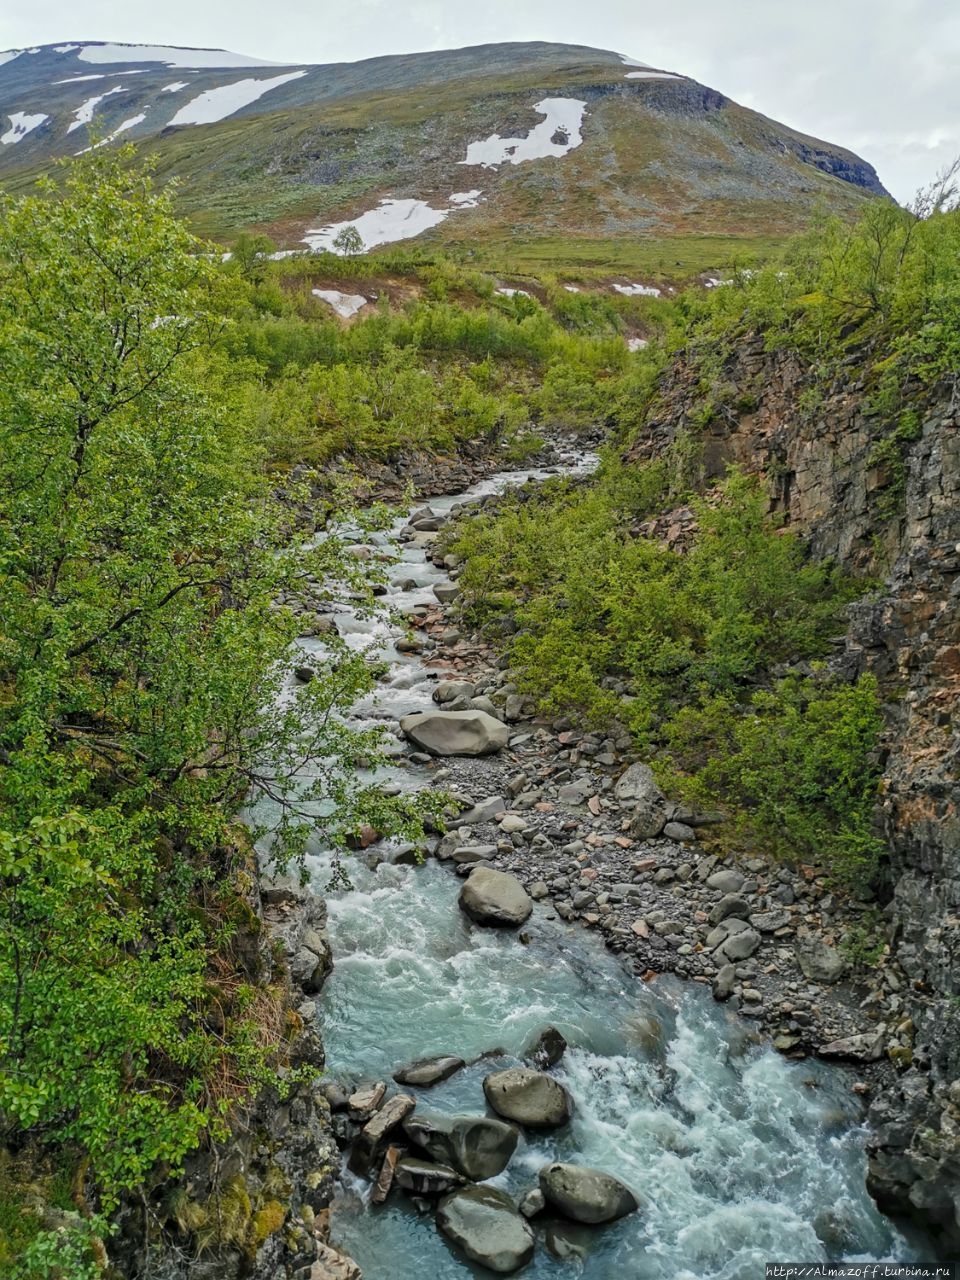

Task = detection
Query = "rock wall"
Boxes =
[630,341,960,1250]
[110,869,350,1279]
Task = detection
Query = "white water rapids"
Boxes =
[254,455,930,1277]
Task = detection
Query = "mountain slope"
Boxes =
[0,40,888,269]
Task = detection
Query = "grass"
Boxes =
[452,231,786,279]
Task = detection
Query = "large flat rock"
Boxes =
[400,709,509,756]
[437,1185,535,1274]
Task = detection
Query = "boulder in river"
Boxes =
[393,1055,465,1087]
[436,1185,535,1274]
[404,1112,519,1180]
[483,1067,573,1129]
[400,710,509,756]
[459,867,533,928]
[523,1026,568,1069]
[539,1162,639,1224]
[394,1156,465,1197]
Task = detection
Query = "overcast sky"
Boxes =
[2,1,956,203]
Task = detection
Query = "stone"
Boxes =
[819,1032,885,1062]
[523,1026,568,1069]
[393,1055,465,1087]
[707,869,745,894]
[483,1067,573,1130]
[349,1093,415,1174]
[613,762,667,838]
[436,1185,535,1274]
[519,1188,546,1218]
[371,1145,400,1204]
[719,929,761,961]
[294,665,315,683]
[499,814,528,834]
[310,1242,362,1280]
[459,867,533,928]
[558,781,593,805]
[709,895,751,926]
[544,1220,595,1262]
[291,929,333,993]
[348,1082,386,1117]
[433,583,460,604]
[400,710,510,757]
[434,678,475,704]
[712,963,737,1000]
[750,911,792,932]
[539,1162,639,1224]
[457,796,508,824]
[394,1156,465,1197]
[796,939,847,984]
[614,763,662,805]
[451,845,496,864]
[663,821,696,841]
[403,1113,519,1180]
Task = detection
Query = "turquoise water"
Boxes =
[318,855,914,1279]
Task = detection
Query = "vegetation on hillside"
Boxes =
[446,176,960,888]
[447,459,885,884]
[0,153,439,1269]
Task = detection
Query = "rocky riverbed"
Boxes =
[386,494,914,1084]
[267,449,940,1277]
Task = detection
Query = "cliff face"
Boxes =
[630,342,960,1249]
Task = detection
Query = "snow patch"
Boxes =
[460,97,586,169]
[1,111,48,145]
[54,75,106,84]
[78,44,286,69]
[627,337,649,351]
[613,282,662,297]
[0,50,24,68]
[67,86,126,133]
[620,54,652,68]
[82,111,148,151]
[496,287,531,298]
[54,44,80,54]
[303,198,450,254]
[161,81,189,94]
[168,70,307,126]
[563,284,581,293]
[625,70,684,80]
[448,190,483,207]
[312,290,369,319]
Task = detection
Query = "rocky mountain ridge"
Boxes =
[0,41,887,262]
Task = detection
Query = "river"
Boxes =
[262,456,929,1278]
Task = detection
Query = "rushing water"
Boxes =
[259,455,927,1278]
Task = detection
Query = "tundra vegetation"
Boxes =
[1,144,958,1272]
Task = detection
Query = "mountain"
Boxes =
[0,40,888,271]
